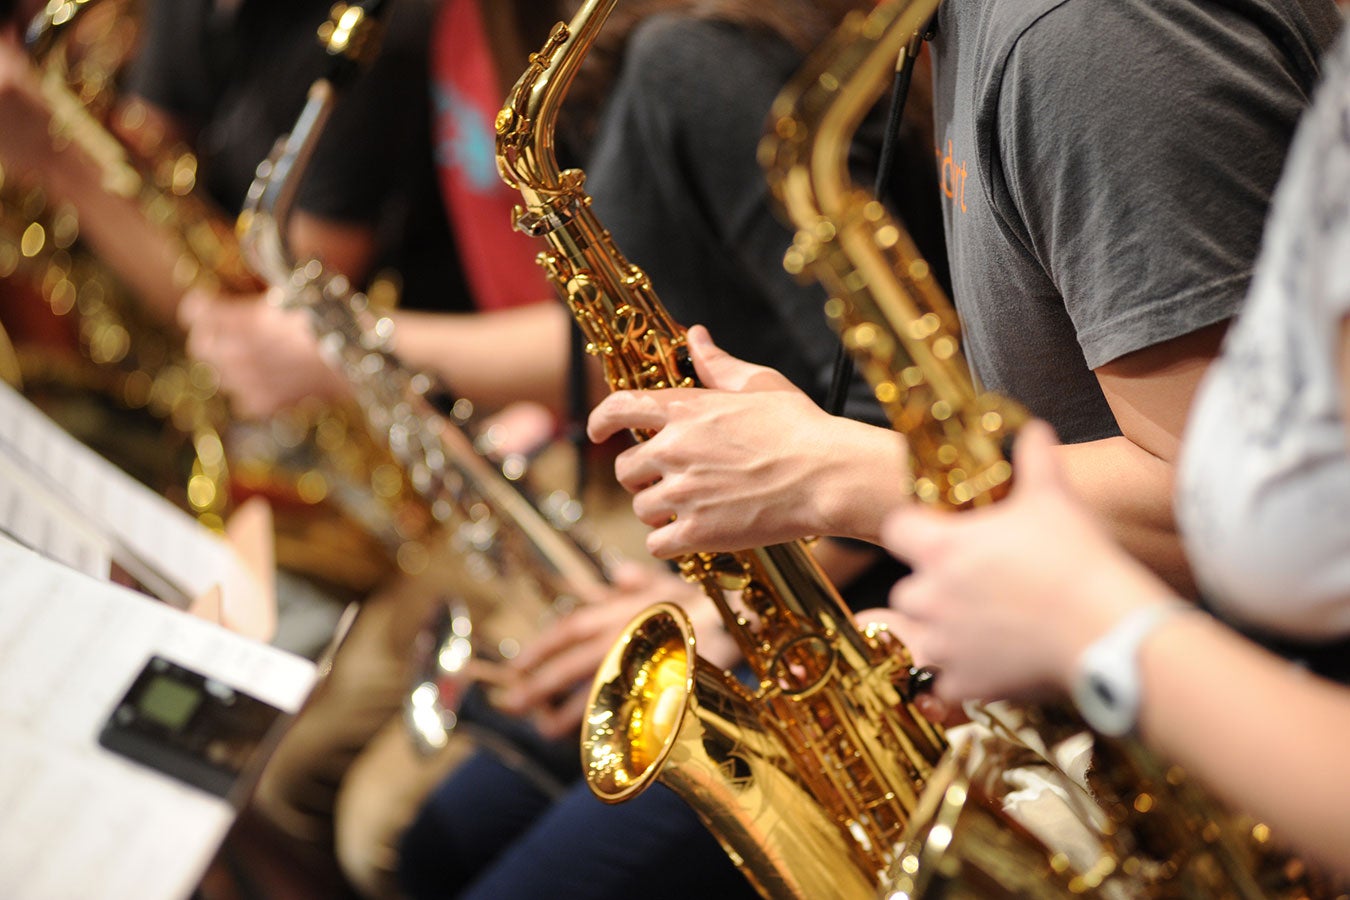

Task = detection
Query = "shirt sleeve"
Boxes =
[293,0,438,225]
[992,0,1319,367]
[122,0,213,131]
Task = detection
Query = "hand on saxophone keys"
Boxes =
[588,325,910,557]
[491,560,737,739]
[874,420,1179,707]
[179,284,351,419]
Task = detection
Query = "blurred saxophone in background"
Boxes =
[248,0,623,780]
[496,3,956,897]
[761,1,1342,897]
[0,0,434,590]
[1,0,234,526]
[277,259,617,780]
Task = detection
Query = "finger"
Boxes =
[630,484,676,530]
[464,658,518,689]
[510,640,611,711]
[587,391,674,443]
[1010,419,1067,494]
[646,516,698,560]
[686,324,790,393]
[879,503,957,566]
[510,613,590,674]
[915,693,955,724]
[177,288,212,332]
[887,575,939,621]
[533,689,589,740]
[612,442,664,493]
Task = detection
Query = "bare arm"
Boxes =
[182,297,579,419]
[1061,321,1228,594]
[589,322,1224,591]
[390,302,576,414]
[0,32,187,322]
[1135,611,1350,876]
[1067,310,1350,875]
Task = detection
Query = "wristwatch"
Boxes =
[1071,602,1190,737]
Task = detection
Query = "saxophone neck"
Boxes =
[763,1,938,232]
[494,0,617,216]
[763,0,1023,511]
[238,0,391,286]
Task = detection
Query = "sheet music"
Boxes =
[0,536,316,900]
[0,450,112,578]
[0,383,267,634]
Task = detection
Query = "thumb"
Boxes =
[879,501,957,566]
[1010,419,1066,495]
[177,288,212,332]
[607,559,657,594]
[686,324,788,393]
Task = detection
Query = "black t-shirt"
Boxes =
[127,0,468,311]
[588,15,942,418]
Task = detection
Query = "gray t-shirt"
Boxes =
[1178,28,1350,646]
[931,0,1338,442]
[584,15,944,423]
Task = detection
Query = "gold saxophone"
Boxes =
[4,0,429,589]
[761,2,1343,897]
[2,0,236,527]
[496,4,952,897]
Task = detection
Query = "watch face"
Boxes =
[1088,674,1117,707]
[1073,662,1135,738]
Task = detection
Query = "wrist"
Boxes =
[1069,599,1197,736]
[815,418,909,543]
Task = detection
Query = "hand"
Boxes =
[179,286,349,419]
[494,561,728,739]
[878,420,1171,705]
[474,401,557,461]
[587,325,905,556]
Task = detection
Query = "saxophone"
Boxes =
[761,1,1340,897]
[5,0,427,589]
[2,0,235,527]
[496,4,948,897]
[252,1,617,774]
[276,259,616,768]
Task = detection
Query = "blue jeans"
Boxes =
[398,749,759,899]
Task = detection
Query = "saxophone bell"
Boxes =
[584,602,877,900]
[404,598,478,755]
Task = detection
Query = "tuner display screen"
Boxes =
[136,675,204,731]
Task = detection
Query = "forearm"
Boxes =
[390,303,574,413]
[1057,435,1193,594]
[1136,614,1350,876]
[45,156,186,323]
[0,65,186,323]
[811,416,911,545]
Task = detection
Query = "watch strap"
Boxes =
[1071,602,1192,737]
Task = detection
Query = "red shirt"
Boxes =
[431,0,551,311]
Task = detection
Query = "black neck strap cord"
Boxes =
[824,21,933,417]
